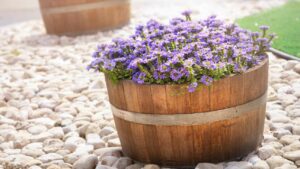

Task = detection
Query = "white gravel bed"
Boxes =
[1,0,299,169]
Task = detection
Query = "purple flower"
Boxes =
[128,58,143,69]
[135,25,145,37]
[92,51,99,58]
[170,17,185,25]
[181,10,192,21]
[188,82,198,92]
[170,69,185,81]
[257,38,268,43]
[202,60,217,70]
[158,64,170,72]
[153,71,166,80]
[217,62,226,69]
[87,12,273,92]
[259,25,269,31]
[132,72,146,84]
[200,75,213,86]
[251,32,260,38]
[183,58,195,68]
[113,57,127,63]
[103,60,116,70]
[181,10,192,17]
[269,33,276,39]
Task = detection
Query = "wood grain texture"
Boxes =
[39,0,130,35]
[105,75,127,110]
[151,85,168,114]
[107,58,269,114]
[107,58,268,166]
[113,106,266,166]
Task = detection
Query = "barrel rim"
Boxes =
[106,57,269,86]
[39,0,130,9]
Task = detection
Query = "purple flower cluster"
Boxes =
[88,12,273,92]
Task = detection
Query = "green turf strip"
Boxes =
[236,0,300,57]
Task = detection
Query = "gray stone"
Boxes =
[125,164,143,169]
[196,163,223,169]
[37,153,63,163]
[101,156,119,166]
[274,163,297,169]
[27,125,47,135]
[48,127,64,139]
[279,135,300,145]
[287,109,300,117]
[43,139,64,153]
[258,145,278,160]
[96,164,116,169]
[282,141,300,152]
[100,126,115,137]
[284,60,298,70]
[86,133,105,149]
[108,138,121,147]
[112,157,133,169]
[95,147,123,160]
[64,136,86,152]
[22,148,45,158]
[29,166,42,169]
[253,160,270,169]
[143,164,160,169]
[225,161,252,169]
[266,156,293,169]
[293,63,300,73]
[292,125,300,135]
[283,150,300,161]
[46,164,61,169]
[73,154,98,169]
[273,129,291,139]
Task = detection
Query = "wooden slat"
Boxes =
[143,125,161,163]
[113,116,133,157]
[123,80,141,113]
[230,74,245,106]
[151,85,168,114]
[137,85,154,114]
[244,59,269,103]
[129,123,149,162]
[105,75,127,109]
[156,126,174,165]
[172,126,194,165]
[166,85,191,114]
[210,77,231,110]
[190,85,210,113]
[261,59,269,92]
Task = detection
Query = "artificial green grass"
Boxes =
[236,0,300,57]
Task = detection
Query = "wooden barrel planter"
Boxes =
[39,0,130,35]
[105,59,269,166]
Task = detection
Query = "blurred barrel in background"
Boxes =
[39,0,130,36]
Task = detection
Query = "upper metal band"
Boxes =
[111,91,267,126]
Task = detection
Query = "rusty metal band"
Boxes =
[111,91,267,126]
[41,0,130,15]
